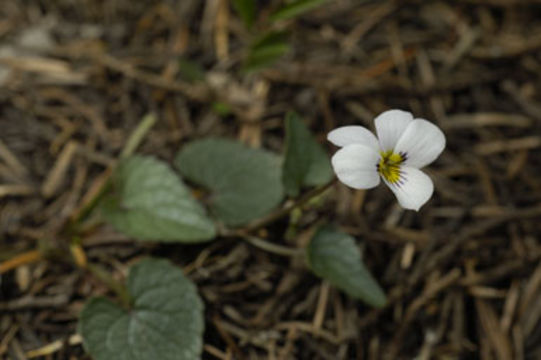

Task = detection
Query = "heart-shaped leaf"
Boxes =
[306,226,387,307]
[101,155,216,243]
[282,111,333,197]
[175,138,284,226]
[79,258,204,360]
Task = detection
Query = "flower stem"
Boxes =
[243,179,337,233]
[242,236,303,257]
[219,180,336,257]
[86,263,132,309]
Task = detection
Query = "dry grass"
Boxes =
[2,0,541,359]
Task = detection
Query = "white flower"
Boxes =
[327,109,445,211]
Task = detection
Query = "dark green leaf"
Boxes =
[282,111,333,197]
[244,31,290,73]
[233,0,256,28]
[270,0,328,21]
[307,226,387,307]
[175,138,284,226]
[101,156,216,243]
[79,258,204,360]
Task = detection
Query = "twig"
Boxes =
[41,141,78,198]
[0,184,35,197]
[0,139,28,178]
[0,325,18,356]
[25,334,82,359]
[94,53,211,102]
[0,294,69,311]
[0,250,42,274]
[120,113,157,158]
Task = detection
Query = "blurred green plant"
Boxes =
[211,101,233,116]
[233,0,256,28]
[243,31,291,73]
[270,0,329,21]
[234,0,330,73]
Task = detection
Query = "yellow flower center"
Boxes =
[377,150,405,184]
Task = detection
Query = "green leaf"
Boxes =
[233,0,256,28]
[175,138,284,226]
[306,226,387,307]
[243,31,290,73]
[79,258,204,360]
[270,0,328,21]
[101,155,216,243]
[282,111,333,197]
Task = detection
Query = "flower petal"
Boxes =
[375,109,413,152]
[331,144,381,189]
[383,167,434,211]
[394,119,446,168]
[327,126,379,150]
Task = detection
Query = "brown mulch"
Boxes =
[2,0,541,359]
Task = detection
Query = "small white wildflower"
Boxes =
[327,109,446,211]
